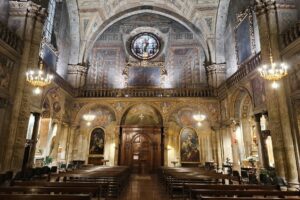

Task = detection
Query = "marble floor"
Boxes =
[119,174,169,200]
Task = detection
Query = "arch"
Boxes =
[82,6,208,62]
[120,103,163,127]
[74,103,117,126]
[166,103,215,127]
[230,87,254,120]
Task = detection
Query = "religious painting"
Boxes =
[251,77,266,107]
[89,128,105,155]
[128,67,161,87]
[235,10,255,65]
[131,32,160,60]
[180,127,200,163]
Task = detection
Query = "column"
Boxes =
[254,113,269,169]
[65,125,75,165]
[206,64,226,88]
[230,122,240,172]
[3,1,46,171]
[213,125,223,171]
[50,121,63,165]
[27,113,41,167]
[255,0,299,185]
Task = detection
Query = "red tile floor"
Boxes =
[119,174,169,200]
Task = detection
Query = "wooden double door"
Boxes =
[119,127,163,174]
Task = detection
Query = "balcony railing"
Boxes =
[225,52,261,89]
[0,23,22,52]
[52,53,261,98]
[75,87,217,98]
[282,21,300,48]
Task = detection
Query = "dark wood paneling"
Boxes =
[119,127,162,173]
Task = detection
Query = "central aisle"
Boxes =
[120,174,168,200]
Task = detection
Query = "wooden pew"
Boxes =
[0,194,91,200]
[190,189,300,200]
[159,167,233,199]
[0,186,99,199]
[199,198,300,200]
[184,184,279,199]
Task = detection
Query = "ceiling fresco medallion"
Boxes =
[131,32,160,60]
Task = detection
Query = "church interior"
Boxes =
[0,0,300,199]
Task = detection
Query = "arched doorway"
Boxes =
[119,104,163,174]
[131,134,153,174]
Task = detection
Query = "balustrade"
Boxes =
[282,21,300,48]
[225,53,261,89]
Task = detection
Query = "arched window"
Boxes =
[43,0,56,43]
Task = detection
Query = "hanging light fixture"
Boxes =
[193,98,206,125]
[83,112,96,126]
[26,59,54,94]
[257,4,288,89]
[193,113,206,122]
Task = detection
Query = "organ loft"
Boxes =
[0,0,300,199]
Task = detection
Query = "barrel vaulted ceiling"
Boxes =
[65,0,232,65]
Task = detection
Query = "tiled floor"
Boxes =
[119,174,169,200]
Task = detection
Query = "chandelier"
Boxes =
[26,59,54,94]
[257,7,288,89]
[193,113,206,122]
[258,57,288,89]
[83,112,96,126]
[193,113,206,127]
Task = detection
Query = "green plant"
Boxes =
[44,156,53,166]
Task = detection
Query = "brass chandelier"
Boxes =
[26,59,54,94]
[257,4,288,89]
[83,112,96,126]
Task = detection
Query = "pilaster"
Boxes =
[2,1,46,172]
[206,64,226,88]
[67,64,88,88]
[255,0,299,185]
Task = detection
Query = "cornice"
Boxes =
[9,1,46,21]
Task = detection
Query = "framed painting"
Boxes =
[180,127,200,163]
[89,128,105,155]
[128,67,161,87]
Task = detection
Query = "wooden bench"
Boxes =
[0,186,98,197]
[199,198,300,200]
[0,194,91,200]
[190,189,300,200]
[184,184,279,199]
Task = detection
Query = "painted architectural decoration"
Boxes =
[89,128,105,155]
[123,104,162,126]
[171,107,201,127]
[88,105,116,127]
[180,127,200,163]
